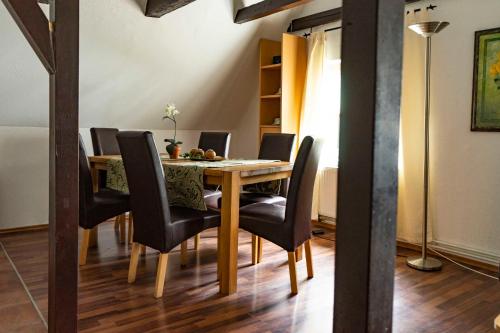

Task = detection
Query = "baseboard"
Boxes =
[312,219,336,231]
[397,239,499,273]
[0,224,48,235]
[430,240,499,270]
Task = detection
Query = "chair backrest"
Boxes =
[198,132,231,158]
[117,131,171,252]
[91,128,120,156]
[79,135,95,228]
[258,133,296,162]
[284,136,321,248]
[255,133,296,196]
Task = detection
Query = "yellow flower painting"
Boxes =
[490,52,500,77]
[472,28,500,131]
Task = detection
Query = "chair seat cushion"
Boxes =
[239,203,292,251]
[170,206,220,228]
[166,206,221,253]
[239,203,286,224]
[240,192,286,206]
[203,189,222,210]
[84,189,130,229]
[216,192,286,209]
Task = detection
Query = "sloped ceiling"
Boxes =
[0,0,301,130]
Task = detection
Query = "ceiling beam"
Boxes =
[287,0,421,32]
[288,7,341,32]
[1,0,55,74]
[235,0,313,24]
[145,0,197,18]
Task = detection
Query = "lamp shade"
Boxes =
[408,21,449,38]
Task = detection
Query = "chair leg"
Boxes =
[304,239,314,279]
[295,244,303,262]
[287,252,298,295]
[79,229,91,266]
[194,233,200,251]
[128,213,134,244]
[128,243,141,283]
[114,216,120,230]
[119,214,126,243]
[89,226,98,248]
[251,235,259,265]
[154,253,169,298]
[140,244,147,256]
[257,237,263,263]
[180,240,188,267]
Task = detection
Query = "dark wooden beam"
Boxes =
[1,0,55,74]
[145,0,196,18]
[334,0,404,331]
[48,0,79,332]
[288,7,341,32]
[287,0,421,32]
[235,0,312,24]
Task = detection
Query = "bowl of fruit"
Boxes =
[182,148,224,161]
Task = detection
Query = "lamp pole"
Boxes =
[406,21,449,271]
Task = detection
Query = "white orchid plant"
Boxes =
[162,104,183,149]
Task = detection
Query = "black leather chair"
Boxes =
[193,132,231,249]
[212,133,296,211]
[212,133,295,263]
[198,131,231,209]
[90,128,121,156]
[238,136,321,294]
[117,131,221,298]
[241,133,296,206]
[79,135,130,266]
[198,131,231,158]
[90,127,129,235]
[90,127,120,189]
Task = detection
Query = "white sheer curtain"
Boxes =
[299,31,341,168]
[299,31,341,219]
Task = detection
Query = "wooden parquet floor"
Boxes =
[0,222,498,332]
[0,243,47,332]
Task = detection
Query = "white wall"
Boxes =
[0,127,50,228]
[398,0,500,262]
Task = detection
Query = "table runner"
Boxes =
[105,158,280,211]
[162,159,282,197]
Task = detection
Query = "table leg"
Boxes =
[219,171,240,295]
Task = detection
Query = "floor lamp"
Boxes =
[406,21,449,272]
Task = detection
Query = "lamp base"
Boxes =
[406,256,443,271]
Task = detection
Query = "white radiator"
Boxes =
[318,167,338,220]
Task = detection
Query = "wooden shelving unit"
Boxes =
[258,35,307,146]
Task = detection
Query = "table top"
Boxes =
[89,155,293,178]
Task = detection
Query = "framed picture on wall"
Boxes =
[471,27,500,131]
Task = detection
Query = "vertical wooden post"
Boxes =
[48,0,79,332]
[334,0,404,332]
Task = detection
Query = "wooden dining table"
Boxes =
[89,155,293,295]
